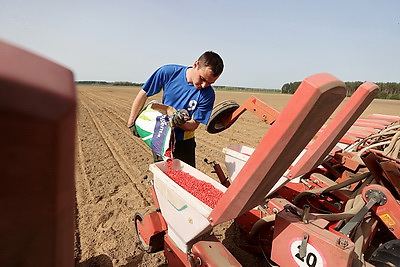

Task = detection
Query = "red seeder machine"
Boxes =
[134,73,400,266]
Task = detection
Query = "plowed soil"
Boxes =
[75,85,399,267]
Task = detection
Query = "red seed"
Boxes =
[164,160,223,208]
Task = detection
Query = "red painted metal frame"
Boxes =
[136,209,167,245]
[287,81,378,179]
[163,234,242,267]
[356,118,395,126]
[366,149,400,165]
[278,173,351,204]
[191,237,242,266]
[225,96,280,127]
[271,210,355,267]
[209,73,346,226]
[339,113,400,144]
[353,121,386,129]
[150,182,161,209]
[361,151,400,197]
[366,114,400,122]
[345,128,372,139]
[164,234,189,267]
[339,134,358,145]
[379,160,400,195]
[362,185,400,238]
[349,126,379,135]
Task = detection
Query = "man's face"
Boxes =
[192,62,219,89]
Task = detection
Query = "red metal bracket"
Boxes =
[362,184,400,238]
[226,96,280,127]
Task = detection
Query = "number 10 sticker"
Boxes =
[290,240,325,267]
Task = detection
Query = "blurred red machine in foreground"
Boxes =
[0,41,76,266]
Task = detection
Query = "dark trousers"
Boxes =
[173,137,196,168]
[153,138,196,168]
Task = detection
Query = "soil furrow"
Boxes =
[82,92,153,158]
[80,99,151,205]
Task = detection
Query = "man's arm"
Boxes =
[178,119,200,131]
[127,89,147,127]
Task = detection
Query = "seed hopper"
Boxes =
[134,73,400,266]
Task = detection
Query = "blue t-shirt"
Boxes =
[142,64,215,141]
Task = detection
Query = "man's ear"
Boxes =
[193,60,199,69]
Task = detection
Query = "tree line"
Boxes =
[213,85,279,93]
[76,80,399,100]
[281,81,400,100]
[76,81,144,87]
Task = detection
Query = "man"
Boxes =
[127,51,224,167]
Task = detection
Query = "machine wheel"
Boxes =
[134,211,164,253]
[206,100,240,134]
[369,239,400,267]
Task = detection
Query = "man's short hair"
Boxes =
[198,51,224,77]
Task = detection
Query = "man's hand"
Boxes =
[128,124,140,137]
[170,109,190,127]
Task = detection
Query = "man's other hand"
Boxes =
[128,124,140,137]
[170,109,190,127]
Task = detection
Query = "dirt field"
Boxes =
[74,85,399,267]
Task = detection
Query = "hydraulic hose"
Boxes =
[292,172,371,205]
[249,214,276,238]
[249,173,373,238]
[383,130,400,158]
[311,174,374,221]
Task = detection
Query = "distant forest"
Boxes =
[76,81,143,87]
[76,80,400,100]
[75,81,279,93]
[282,81,400,100]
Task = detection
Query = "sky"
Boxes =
[1,1,399,89]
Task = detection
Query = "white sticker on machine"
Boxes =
[290,240,325,267]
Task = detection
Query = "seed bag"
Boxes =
[134,101,175,160]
